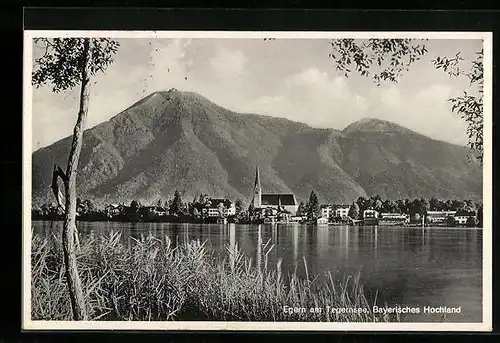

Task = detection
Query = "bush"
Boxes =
[466,217,477,228]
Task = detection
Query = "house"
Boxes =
[333,205,350,218]
[290,216,306,223]
[454,210,476,226]
[105,204,125,217]
[320,205,332,219]
[260,194,298,215]
[252,206,292,223]
[363,209,379,219]
[250,165,299,219]
[317,217,329,225]
[321,205,350,219]
[426,211,457,224]
[379,213,409,225]
[206,198,236,217]
[145,206,168,217]
[363,209,379,225]
[207,208,220,217]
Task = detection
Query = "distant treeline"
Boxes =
[295,192,482,223]
[31,190,250,223]
[32,190,482,225]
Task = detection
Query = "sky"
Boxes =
[30,37,483,151]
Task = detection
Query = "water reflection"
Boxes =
[256,225,262,271]
[293,224,298,262]
[32,221,483,322]
[229,224,236,271]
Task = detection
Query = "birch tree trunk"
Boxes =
[62,38,92,321]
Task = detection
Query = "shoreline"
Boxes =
[31,219,483,230]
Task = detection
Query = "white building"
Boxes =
[321,206,332,219]
[207,208,220,217]
[317,217,329,225]
[321,205,350,219]
[453,211,476,226]
[426,210,457,224]
[363,209,379,219]
[334,207,350,218]
[206,198,236,217]
[379,212,409,224]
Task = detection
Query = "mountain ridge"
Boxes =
[31,89,482,207]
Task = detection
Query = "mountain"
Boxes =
[31,89,482,207]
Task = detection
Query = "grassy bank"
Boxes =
[31,230,394,322]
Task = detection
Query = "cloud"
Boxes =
[405,84,468,145]
[363,83,467,145]
[31,39,194,151]
[242,67,468,146]
[246,67,369,129]
[31,39,473,151]
[209,46,248,80]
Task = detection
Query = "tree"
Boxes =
[198,193,209,206]
[444,199,454,211]
[296,201,306,216]
[192,207,200,218]
[32,37,119,320]
[217,202,225,218]
[373,199,383,212]
[381,199,397,213]
[248,202,255,215]
[477,205,483,227]
[329,39,483,163]
[432,49,484,162]
[329,39,428,85]
[419,198,430,216]
[409,198,427,216]
[412,213,421,223]
[429,197,441,211]
[169,190,184,216]
[446,215,457,227]
[466,216,477,228]
[77,198,95,216]
[348,201,360,220]
[396,199,406,214]
[305,191,320,221]
[451,199,463,211]
[129,200,140,213]
[356,196,370,213]
[235,199,244,215]
[460,199,476,212]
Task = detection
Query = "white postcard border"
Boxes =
[22,30,493,332]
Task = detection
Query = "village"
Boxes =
[32,165,482,228]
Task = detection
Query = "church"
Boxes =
[250,165,299,218]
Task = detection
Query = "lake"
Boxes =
[32,221,483,322]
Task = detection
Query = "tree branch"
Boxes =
[51,164,67,211]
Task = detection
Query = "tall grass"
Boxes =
[31,230,394,322]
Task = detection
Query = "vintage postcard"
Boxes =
[23,30,492,331]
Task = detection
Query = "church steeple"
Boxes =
[252,164,262,208]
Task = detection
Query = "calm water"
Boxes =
[33,221,483,322]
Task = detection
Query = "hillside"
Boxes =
[31,89,482,207]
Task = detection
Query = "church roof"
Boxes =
[254,165,261,190]
[261,194,297,206]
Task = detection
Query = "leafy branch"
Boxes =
[32,38,120,93]
[329,38,428,85]
[432,49,484,163]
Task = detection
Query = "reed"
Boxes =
[31,230,394,322]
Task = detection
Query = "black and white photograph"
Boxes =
[23,31,492,331]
